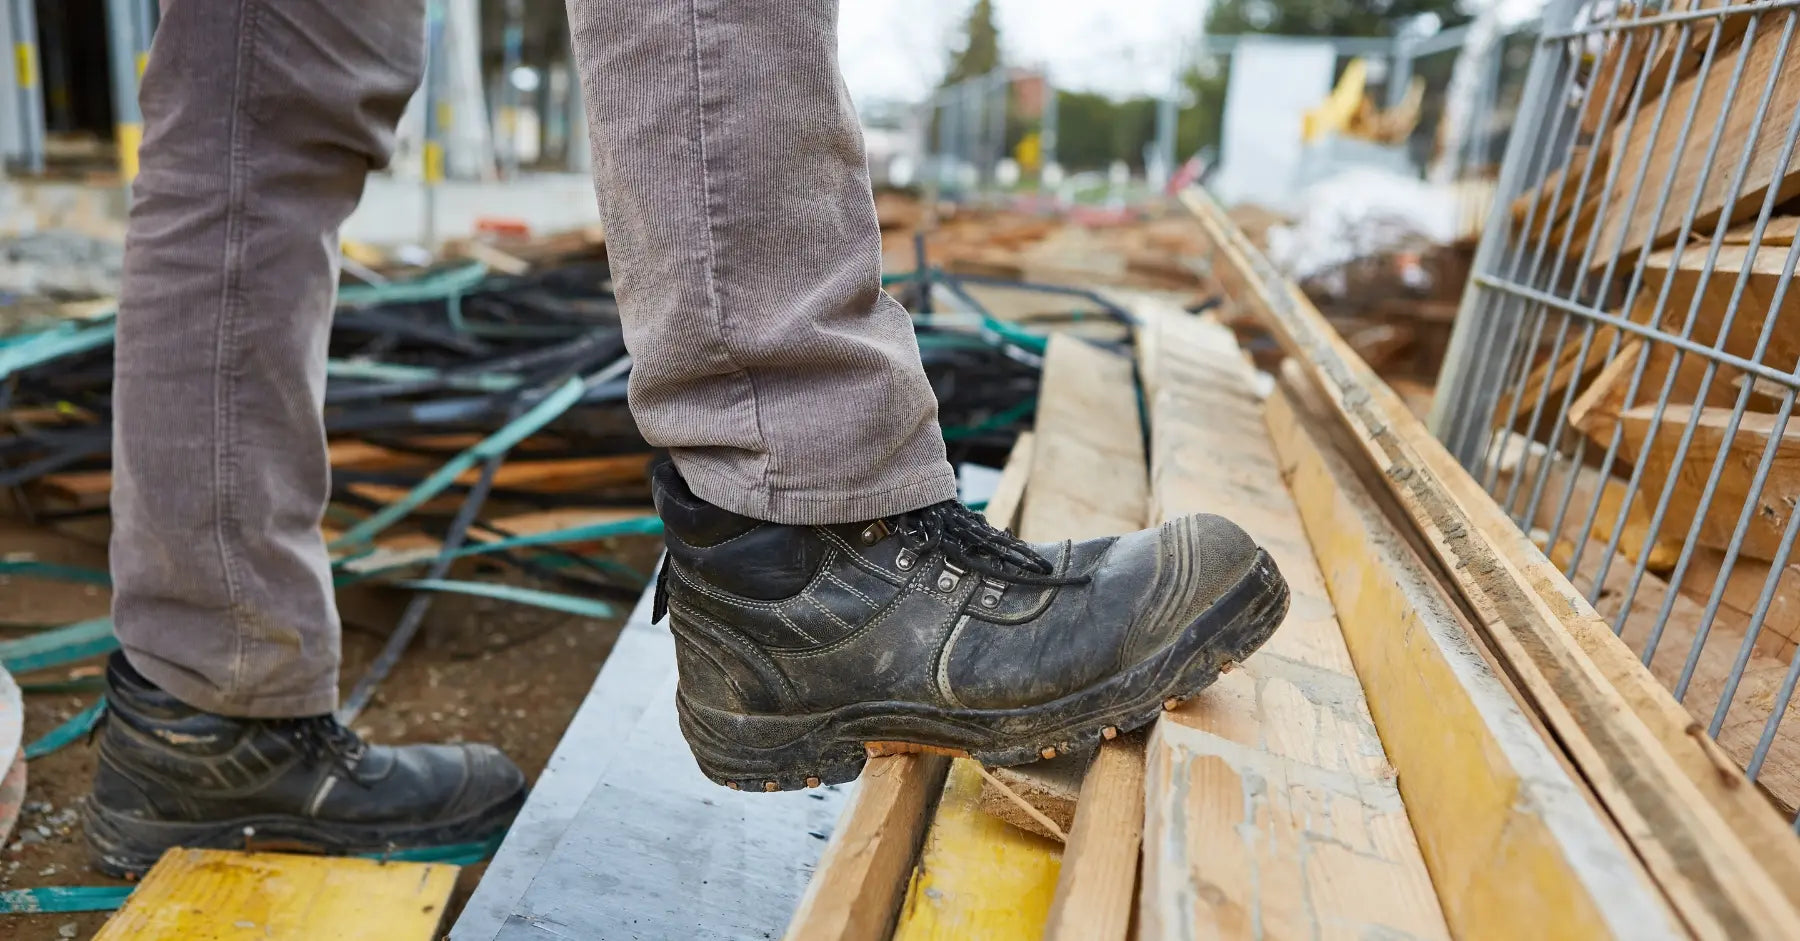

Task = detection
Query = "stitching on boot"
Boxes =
[668,599,800,707]
[667,550,835,609]
[823,570,879,609]
[800,594,851,632]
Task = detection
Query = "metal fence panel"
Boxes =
[1436,0,1800,825]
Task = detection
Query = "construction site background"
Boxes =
[0,1,1588,938]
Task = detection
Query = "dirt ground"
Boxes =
[0,522,662,940]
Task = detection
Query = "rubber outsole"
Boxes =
[678,550,1290,792]
[81,788,526,879]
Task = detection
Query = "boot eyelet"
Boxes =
[979,587,1003,608]
[860,520,893,545]
[936,563,965,593]
[895,549,917,571]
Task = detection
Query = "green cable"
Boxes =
[24,699,105,759]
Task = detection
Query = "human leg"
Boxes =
[569,0,959,525]
[569,0,1291,790]
[91,0,523,877]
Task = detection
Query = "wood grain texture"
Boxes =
[1269,380,1685,940]
[889,760,1063,941]
[1134,308,1449,941]
[1591,22,1800,268]
[1616,403,1800,561]
[1018,332,1149,542]
[1025,329,1153,941]
[1186,185,1800,938]
[785,433,1037,941]
[1042,734,1146,941]
[94,850,457,941]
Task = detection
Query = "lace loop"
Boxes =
[895,502,1089,587]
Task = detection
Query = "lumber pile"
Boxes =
[874,194,1218,296]
[1187,185,1800,937]
[784,214,1794,938]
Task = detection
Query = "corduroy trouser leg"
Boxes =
[111,0,955,715]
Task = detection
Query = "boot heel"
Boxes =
[675,695,867,792]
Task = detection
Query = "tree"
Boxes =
[1205,0,1468,39]
[942,0,1001,88]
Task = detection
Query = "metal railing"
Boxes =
[1434,0,1800,823]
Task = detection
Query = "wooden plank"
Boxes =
[1721,216,1800,246]
[1616,403,1800,561]
[895,333,1151,940]
[889,761,1062,941]
[1638,242,1800,366]
[1041,734,1145,941]
[783,433,1035,941]
[94,850,457,941]
[1024,330,1153,941]
[1566,542,1800,815]
[1135,309,1448,940]
[1590,23,1800,268]
[1268,379,1686,939]
[1683,547,1800,656]
[1017,333,1148,541]
[1186,185,1800,937]
[1490,430,1680,571]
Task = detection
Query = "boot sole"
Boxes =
[677,550,1290,792]
[82,787,526,879]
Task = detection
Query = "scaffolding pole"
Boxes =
[8,0,44,174]
[103,0,155,184]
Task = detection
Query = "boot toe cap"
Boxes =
[1122,513,1262,662]
[442,744,528,819]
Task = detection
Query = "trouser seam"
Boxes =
[215,0,261,698]
[684,0,774,496]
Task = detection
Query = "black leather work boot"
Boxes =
[83,653,527,877]
[652,464,1289,792]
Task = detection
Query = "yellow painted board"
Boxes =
[891,759,1062,940]
[1266,381,1683,940]
[93,849,458,941]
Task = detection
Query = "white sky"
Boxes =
[837,0,1547,104]
[839,0,1207,104]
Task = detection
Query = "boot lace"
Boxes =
[897,501,1089,587]
[273,716,369,767]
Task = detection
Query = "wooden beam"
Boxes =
[1590,23,1800,269]
[1041,733,1145,941]
[1489,429,1680,571]
[895,333,1151,940]
[1567,541,1800,815]
[1134,308,1448,940]
[1268,378,1685,939]
[1017,333,1148,542]
[1616,404,1800,561]
[784,433,1036,941]
[1186,185,1800,936]
[1683,547,1800,657]
[1638,242,1800,366]
[1023,331,1152,941]
[94,850,458,940]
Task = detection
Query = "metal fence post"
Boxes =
[1427,0,1581,446]
[8,0,44,175]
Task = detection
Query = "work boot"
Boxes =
[83,653,527,877]
[652,464,1289,792]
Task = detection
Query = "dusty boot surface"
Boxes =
[653,464,1290,792]
[84,653,526,877]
